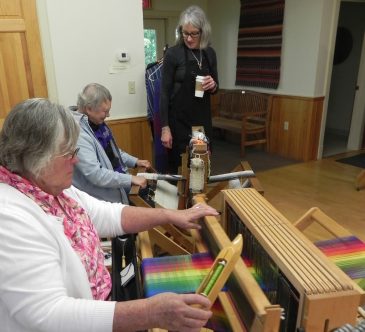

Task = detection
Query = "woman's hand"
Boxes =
[202,75,217,92]
[121,202,218,235]
[113,292,211,331]
[170,203,219,230]
[136,159,151,169]
[147,293,212,332]
[131,175,147,189]
[161,126,173,149]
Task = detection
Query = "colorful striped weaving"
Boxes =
[142,252,214,297]
[142,252,233,331]
[315,236,365,288]
[236,0,285,89]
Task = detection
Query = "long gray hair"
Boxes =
[77,83,112,111]
[0,98,79,178]
[176,5,212,49]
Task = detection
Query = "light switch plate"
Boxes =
[128,81,136,94]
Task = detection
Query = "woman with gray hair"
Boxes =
[160,5,219,174]
[0,98,217,332]
[71,83,150,205]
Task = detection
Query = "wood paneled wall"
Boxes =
[105,95,323,165]
[106,116,153,162]
[269,95,324,161]
[211,91,324,162]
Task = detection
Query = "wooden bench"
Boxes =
[212,89,272,156]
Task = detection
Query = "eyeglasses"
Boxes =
[59,147,80,160]
[182,30,201,39]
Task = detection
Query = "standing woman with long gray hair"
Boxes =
[160,5,219,174]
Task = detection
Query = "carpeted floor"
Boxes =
[336,153,365,169]
[210,138,298,175]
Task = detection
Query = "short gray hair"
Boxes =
[77,83,112,112]
[176,6,211,49]
[0,98,79,178]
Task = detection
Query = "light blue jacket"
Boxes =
[71,110,137,204]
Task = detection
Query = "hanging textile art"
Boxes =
[236,0,285,89]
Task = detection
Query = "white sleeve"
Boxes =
[64,186,126,238]
[0,188,116,332]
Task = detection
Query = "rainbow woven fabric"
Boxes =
[142,252,214,297]
[142,252,233,331]
[315,236,365,288]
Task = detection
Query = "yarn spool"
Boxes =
[189,157,205,193]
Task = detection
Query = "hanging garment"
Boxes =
[145,61,168,173]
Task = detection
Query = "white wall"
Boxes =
[37,0,146,120]
[208,0,240,90]
[210,0,338,97]
[150,0,207,12]
[36,0,338,120]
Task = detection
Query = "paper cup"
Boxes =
[195,75,204,97]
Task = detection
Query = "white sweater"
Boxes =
[0,184,125,332]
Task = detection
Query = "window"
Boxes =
[143,19,166,67]
[144,29,157,66]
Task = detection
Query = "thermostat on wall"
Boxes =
[116,50,130,62]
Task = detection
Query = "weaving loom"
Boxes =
[178,126,262,210]
[141,254,234,332]
[141,234,243,332]
[142,251,230,331]
[130,126,261,212]
[293,207,365,304]
[130,126,261,258]
[221,188,361,331]
[139,193,282,332]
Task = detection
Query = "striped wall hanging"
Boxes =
[236,0,285,89]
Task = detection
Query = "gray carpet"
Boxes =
[210,138,298,175]
[336,153,365,169]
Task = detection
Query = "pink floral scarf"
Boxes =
[0,165,111,300]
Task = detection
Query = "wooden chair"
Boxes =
[239,91,273,156]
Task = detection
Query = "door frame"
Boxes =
[320,0,365,157]
[348,31,365,150]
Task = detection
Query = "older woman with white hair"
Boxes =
[0,98,217,332]
[160,5,219,174]
[71,82,151,205]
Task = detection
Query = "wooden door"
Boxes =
[0,0,47,129]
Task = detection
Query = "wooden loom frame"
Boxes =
[221,188,361,331]
[129,127,263,258]
[293,206,365,305]
[128,165,195,256]
[178,125,264,211]
[139,193,283,332]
